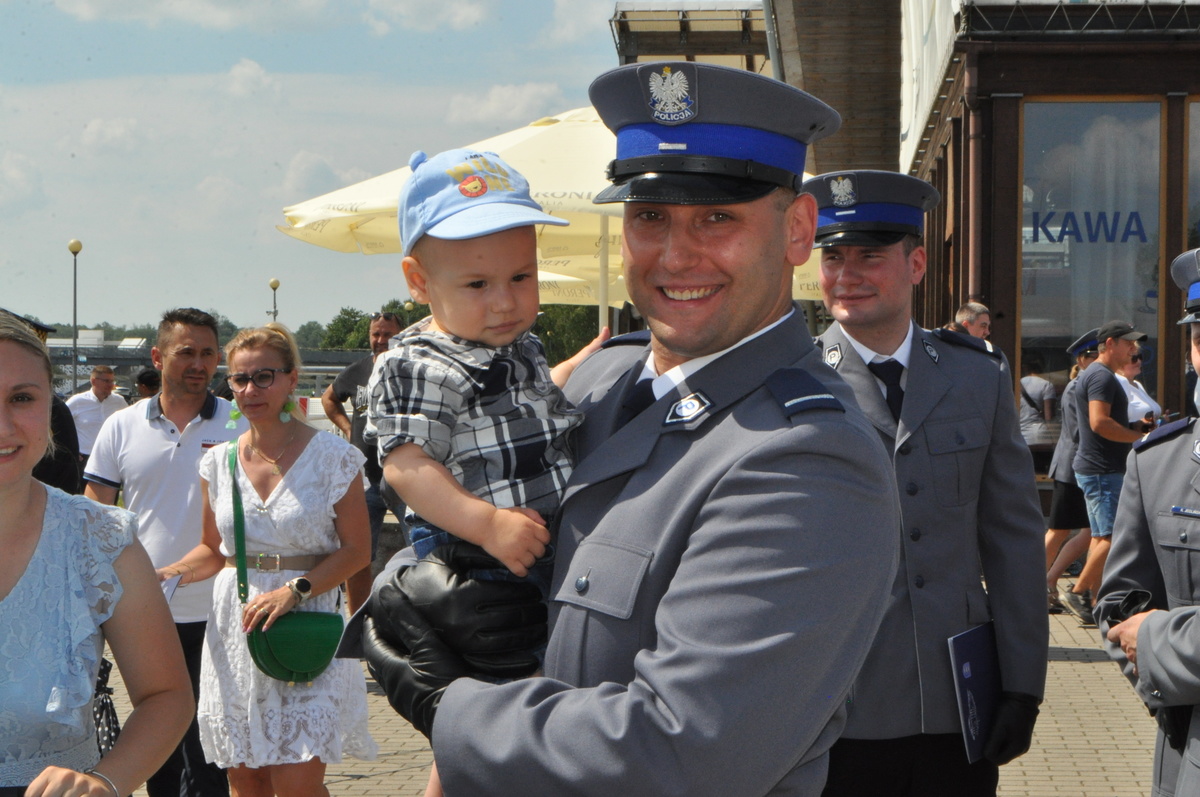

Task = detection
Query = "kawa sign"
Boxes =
[1030,211,1148,244]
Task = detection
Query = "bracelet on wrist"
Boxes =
[84,768,119,796]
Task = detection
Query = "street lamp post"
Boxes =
[68,239,82,392]
[268,278,280,322]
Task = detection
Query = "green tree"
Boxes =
[206,309,239,345]
[323,307,368,349]
[294,320,326,349]
[534,305,602,366]
[383,299,430,330]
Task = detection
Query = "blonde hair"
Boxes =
[225,322,302,374]
[0,313,57,457]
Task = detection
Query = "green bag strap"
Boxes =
[228,442,250,605]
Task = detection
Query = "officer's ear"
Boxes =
[784,192,817,267]
[907,243,927,287]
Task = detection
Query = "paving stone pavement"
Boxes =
[108,578,1156,795]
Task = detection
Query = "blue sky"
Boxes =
[0,0,620,329]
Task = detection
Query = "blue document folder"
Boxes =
[948,621,1001,763]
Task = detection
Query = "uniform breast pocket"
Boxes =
[1154,511,1200,599]
[553,537,653,620]
[923,417,990,507]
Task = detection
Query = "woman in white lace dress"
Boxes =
[161,324,376,796]
[0,313,192,796]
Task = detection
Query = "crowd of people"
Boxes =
[3,58,1200,797]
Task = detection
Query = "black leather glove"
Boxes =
[361,543,548,738]
[983,691,1041,765]
[362,602,469,739]
[397,542,547,679]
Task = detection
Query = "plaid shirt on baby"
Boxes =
[365,320,581,520]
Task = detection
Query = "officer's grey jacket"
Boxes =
[432,308,902,796]
[1096,418,1200,797]
[817,321,1048,739]
[1047,377,1082,484]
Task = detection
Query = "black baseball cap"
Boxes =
[1095,321,1147,344]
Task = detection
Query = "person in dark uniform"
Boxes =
[350,62,904,796]
[1096,247,1200,797]
[808,170,1048,797]
[1044,329,1100,613]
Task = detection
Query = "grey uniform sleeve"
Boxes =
[977,356,1050,698]
[1097,447,1200,708]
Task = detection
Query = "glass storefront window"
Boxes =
[1190,101,1200,250]
[1020,101,1162,449]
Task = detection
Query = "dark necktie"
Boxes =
[867,359,905,422]
[615,376,657,429]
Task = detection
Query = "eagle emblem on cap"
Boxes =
[830,176,857,208]
[648,66,695,124]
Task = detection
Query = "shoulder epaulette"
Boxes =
[1133,417,1195,451]
[601,329,651,348]
[930,327,1003,359]
[765,368,844,418]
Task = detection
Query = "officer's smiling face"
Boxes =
[819,241,927,337]
[621,190,816,373]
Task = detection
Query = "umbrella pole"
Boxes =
[598,215,610,333]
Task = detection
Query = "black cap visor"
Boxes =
[813,228,912,249]
[594,172,781,205]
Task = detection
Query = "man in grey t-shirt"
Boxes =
[1062,320,1147,623]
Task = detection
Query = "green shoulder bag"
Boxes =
[229,444,344,686]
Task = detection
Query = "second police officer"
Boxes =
[808,170,1048,797]
[1097,247,1200,796]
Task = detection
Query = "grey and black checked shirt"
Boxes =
[365,320,581,520]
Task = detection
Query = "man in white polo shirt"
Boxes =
[66,364,126,466]
[85,308,245,797]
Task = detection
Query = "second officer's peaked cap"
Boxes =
[589,62,840,205]
[804,170,940,248]
[1171,248,1200,325]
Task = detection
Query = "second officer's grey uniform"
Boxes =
[808,171,1048,795]
[1096,248,1200,797]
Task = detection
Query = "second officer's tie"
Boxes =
[867,359,905,423]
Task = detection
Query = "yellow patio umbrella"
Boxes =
[277,107,823,329]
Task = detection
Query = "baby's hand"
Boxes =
[482,507,550,577]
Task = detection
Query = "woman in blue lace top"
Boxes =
[0,314,193,796]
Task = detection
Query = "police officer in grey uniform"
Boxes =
[807,170,1048,796]
[1096,247,1200,797]
[354,63,903,796]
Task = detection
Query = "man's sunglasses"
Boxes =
[226,367,292,390]
[1131,353,1143,363]
[370,312,400,322]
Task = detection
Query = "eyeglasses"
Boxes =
[226,368,292,391]
[369,312,399,322]
[1131,353,1143,363]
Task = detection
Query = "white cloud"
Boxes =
[80,117,140,152]
[446,83,565,126]
[280,151,370,201]
[364,0,490,34]
[50,0,496,33]
[0,70,472,326]
[51,0,336,30]
[226,58,280,99]
[550,0,614,43]
[0,152,46,212]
